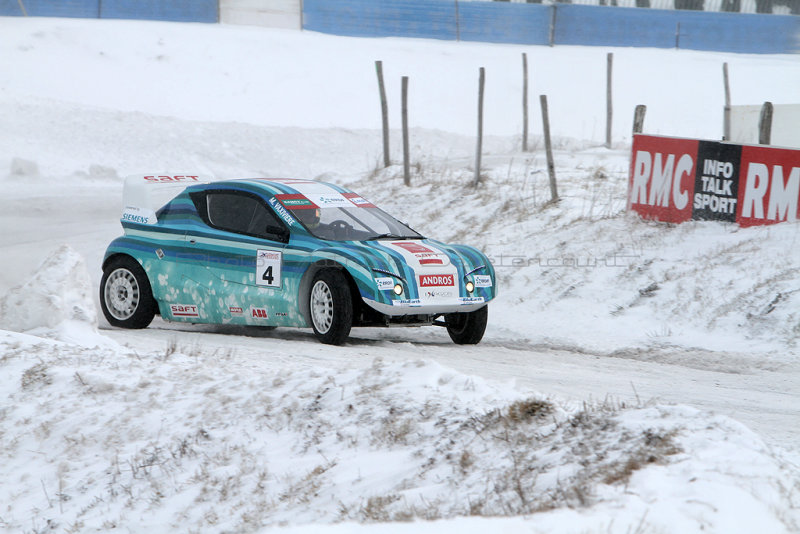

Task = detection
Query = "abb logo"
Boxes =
[170,304,198,317]
[144,175,200,183]
[251,307,268,319]
[419,274,455,287]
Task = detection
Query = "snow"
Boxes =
[1,15,799,534]
[0,244,114,348]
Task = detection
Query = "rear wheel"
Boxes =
[309,269,353,345]
[445,306,488,345]
[100,256,156,329]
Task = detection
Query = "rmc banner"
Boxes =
[628,134,800,227]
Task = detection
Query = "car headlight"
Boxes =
[393,284,403,295]
[465,281,475,293]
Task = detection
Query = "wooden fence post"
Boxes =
[759,101,773,145]
[606,52,613,149]
[633,105,646,135]
[454,0,461,41]
[474,67,485,186]
[522,53,529,152]
[375,61,390,168]
[402,76,410,186]
[540,95,558,202]
[722,62,731,141]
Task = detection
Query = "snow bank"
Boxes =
[0,244,112,347]
[0,337,796,533]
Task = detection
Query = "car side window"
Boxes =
[197,191,289,242]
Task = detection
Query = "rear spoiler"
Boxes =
[122,174,214,225]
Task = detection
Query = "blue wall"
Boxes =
[302,0,800,54]
[0,0,217,22]
[301,0,458,40]
[0,0,98,18]
[302,0,552,45]
[2,0,798,54]
[458,1,551,45]
[100,0,217,23]
[554,4,800,53]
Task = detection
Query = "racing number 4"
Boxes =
[256,249,282,288]
[262,265,274,285]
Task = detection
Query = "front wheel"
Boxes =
[309,269,353,345]
[100,256,156,329]
[445,306,488,345]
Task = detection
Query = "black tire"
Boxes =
[445,306,488,345]
[100,256,157,329]
[308,269,353,345]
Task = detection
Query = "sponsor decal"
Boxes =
[392,242,435,254]
[283,198,314,207]
[122,206,156,225]
[343,193,376,208]
[310,193,351,208]
[122,212,150,224]
[392,299,422,307]
[473,275,492,288]
[459,297,485,305]
[229,306,243,315]
[629,134,800,227]
[256,249,282,288]
[419,274,455,287]
[276,194,318,210]
[269,197,295,226]
[425,289,454,298]
[143,175,201,183]
[251,307,269,319]
[170,304,199,317]
[375,277,395,291]
[275,312,288,317]
[391,242,446,265]
[155,248,165,260]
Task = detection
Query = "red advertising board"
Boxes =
[629,135,697,223]
[629,134,800,226]
[738,145,800,227]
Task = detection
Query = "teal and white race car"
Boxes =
[100,175,496,345]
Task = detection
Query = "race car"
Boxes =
[100,175,496,345]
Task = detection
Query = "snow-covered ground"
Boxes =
[1,16,799,533]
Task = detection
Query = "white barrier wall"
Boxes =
[220,0,301,29]
[730,104,800,149]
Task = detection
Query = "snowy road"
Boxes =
[103,321,800,457]
[3,178,797,458]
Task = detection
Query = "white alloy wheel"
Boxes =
[310,279,334,334]
[104,267,141,321]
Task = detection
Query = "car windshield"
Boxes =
[290,204,422,242]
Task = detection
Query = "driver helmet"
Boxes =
[295,207,321,230]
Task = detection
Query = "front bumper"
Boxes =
[362,296,487,317]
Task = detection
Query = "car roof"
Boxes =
[202,178,353,198]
